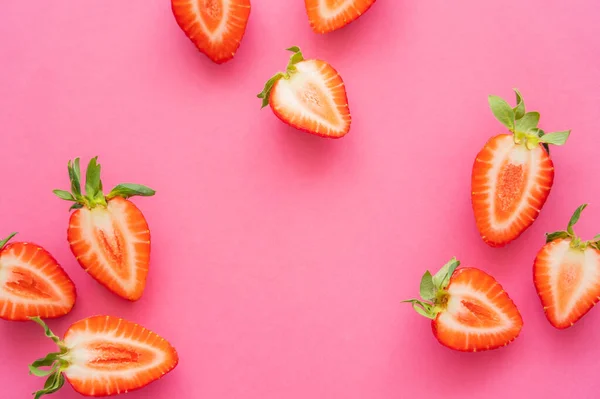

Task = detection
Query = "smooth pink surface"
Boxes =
[1,1,600,398]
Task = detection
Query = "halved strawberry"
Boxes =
[404,258,523,352]
[171,0,251,64]
[54,157,155,301]
[29,315,178,398]
[534,204,600,329]
[257,46,351,138]
[0,233,75,321]
[305,0,376,34]
[471,89,571,247]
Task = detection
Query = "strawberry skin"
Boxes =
[30,316,178,398]
[258,47,351,138]
[305,0,376,34]
[534,204,600,329]
[472,90,570,247]
[0,233,76,321]
[404,258,523,352]
[68,196,151,301]
[171,0,251,64]
[472,134,554,246]
[54,157,155,301]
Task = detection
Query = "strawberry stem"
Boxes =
[545,204,595,250]
[403,257,460,320]
[29,317,70,399]
[53,157,155,210]
[257,46,306,109]
[488,89,570,153]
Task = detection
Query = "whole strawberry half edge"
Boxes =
[305,0,376,34]
[28,316,178,398]
[534,204,600,329]
[404,258,523,352]
[257,46,351,138]
[171,0,251,64]
[53,157,155,301]
[472,89,571,247]
[0,232,75,321]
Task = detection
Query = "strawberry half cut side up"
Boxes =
[171,0,251,64]
[403,258,523,352]
[471,89,571,247]
[28,316,178,398]
[53,157,155,301]
[0,233,76,321]
[305,0,377,34]
[257,46,351,138]
[534,204,600,329]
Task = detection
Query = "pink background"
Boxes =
[1,1,600,398]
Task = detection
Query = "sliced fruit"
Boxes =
[257,46,351,138]
[534,204,600,329]
[54,157,155,301]
[471,89,571,247]
[305,0,376,34]
[171,0,251,64]
[29,316,178,398]
[404,258,523,352]
[0,232,76,321]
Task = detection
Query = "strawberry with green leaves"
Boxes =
[29,316,178,398]
[404,258,523,352]
[0,233,75,321]
[53,157,155,301]
[258,46,351,138]
[472,89,570,247]
[534,204,600,329]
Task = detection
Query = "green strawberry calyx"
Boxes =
[256,46,305,109]
[28,317,71,399]
[402,257,461,320]
[488,88,571,154]
[53,157,155,211]
[0,232,17,250]
[545,204,600,251]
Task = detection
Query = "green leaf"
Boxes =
[69,203,84,211]
[107,183,156,200]
[539,130,570,146]
[52,190,75,201]
[545,230,571,243]
[29,363,57,377]
[257,72,285,108]
[285,46,305,70]
[488,95,515,132]
[419,271,435,300]
[530,128,550,154]
[34,372,65,399]
[401,299,435,320]
[432,257,460,290]
[85,157,102,200]
[0,232,17,249]
[513,88,525,120]
[567,204,588,234]
[67,159,82,198]
[29,317,63,346]
[594,234,600,242]
[515,111,540,133]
